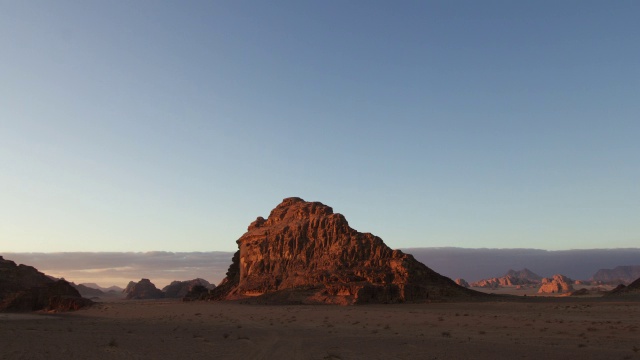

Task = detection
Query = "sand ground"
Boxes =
[1,298,639,360]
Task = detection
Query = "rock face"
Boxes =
[455,279,470,288]
[470,269,542,288]
[123,279,164,300]
[591,266,640,285]
[0,256,92,312]
[537,274,574,294]
[163,278,215,298]
[208,197,476,304]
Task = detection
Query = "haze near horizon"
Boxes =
[1,1,639,253]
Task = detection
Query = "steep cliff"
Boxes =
[208,197,477,304]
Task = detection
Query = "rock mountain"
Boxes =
[208,197,477,304]
[163,278,215,298]
[591,265,640,285]
[0,256,92,312]
[123,279,164,300]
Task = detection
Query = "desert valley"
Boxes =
[2,198,639,359]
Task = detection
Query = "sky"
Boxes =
[1,1,639,253]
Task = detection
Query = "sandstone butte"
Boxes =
[206,197,479,305]
[537,274,574,294]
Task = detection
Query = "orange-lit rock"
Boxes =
[209,197,477,304]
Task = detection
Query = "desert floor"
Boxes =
[1,298,639,360]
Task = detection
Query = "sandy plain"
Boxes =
[1,298,639,360]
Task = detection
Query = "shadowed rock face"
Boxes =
[606,276,640,297]
[209,197,477,304]
[163,278,215,298]
[123,279,164,300]
[0,256,92,312]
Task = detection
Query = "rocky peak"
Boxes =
[209,197,477,304]
[124,279,164,300]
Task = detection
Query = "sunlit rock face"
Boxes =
[209,197,477,304]
[538,274,574,294]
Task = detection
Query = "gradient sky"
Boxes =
[1,1,638,253]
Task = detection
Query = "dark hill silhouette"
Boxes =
[0,256,92,312]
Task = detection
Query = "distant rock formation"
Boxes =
[207,197,478,304]
[470,268,542,288]
[455,279,470,288]
[605,277,640,297]
[123,279,164,300]
[0,256,92,312]
[70,283,105,298]
[162,278,215,298]
[80,283,123,293]
[72,283,124,299]
[504,268,542,282]
[591,265,640,285]
[537,274,574,294]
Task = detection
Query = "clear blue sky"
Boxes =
[1,1,638,252]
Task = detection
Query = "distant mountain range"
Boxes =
[470,268,542,288]
[404,247,640,283]
[80,283,123,292]
[591,266,640,284]
[4,248,640,286]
